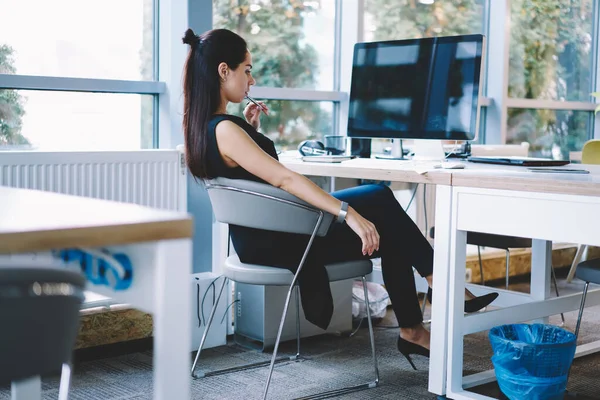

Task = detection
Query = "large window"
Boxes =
[213,0,335,90]
[505,0,597,158]
[213,0,338,151]
[363,0,486,41]
[507,108,591,158]
[1,90,153,150]
[0,0,158,151]
[0,0,154,81]
[509,0,594,102]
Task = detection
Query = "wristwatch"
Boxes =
[337,201,349,223]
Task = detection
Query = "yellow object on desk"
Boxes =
[582,139,600,165]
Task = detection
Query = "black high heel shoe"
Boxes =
[426,288,498,313]
[397,336,430,370]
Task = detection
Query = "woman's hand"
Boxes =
[243,101,269,130]
[344,206,380,256]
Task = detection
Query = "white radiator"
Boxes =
[0,149,189,309]
[0,149,187,211]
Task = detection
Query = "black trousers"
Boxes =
[232,184,434,329]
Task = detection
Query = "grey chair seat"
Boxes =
[430,227,532,249]
[224,254,373,286]
[575,258,600,284]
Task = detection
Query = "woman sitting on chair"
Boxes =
[181,28,498,368]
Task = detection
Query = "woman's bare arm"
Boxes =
[215,120,379,255]
[216,121,342,215]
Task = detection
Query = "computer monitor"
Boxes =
[347,34,485,160]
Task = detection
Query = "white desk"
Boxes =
[282,155,452,185]
[0,187,193,400]
[282,157,600,399]
[433,164,600,399]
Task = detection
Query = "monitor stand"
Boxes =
[411,139,445,162]
[374,139,406,160]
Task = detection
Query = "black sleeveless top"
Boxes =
[206,114,279,179]
[205,114,334,330]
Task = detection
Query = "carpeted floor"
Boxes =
[2,278,600,400]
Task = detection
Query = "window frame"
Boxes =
[344,0,599,149]
[0,0,188,150]
[485,0,600,146]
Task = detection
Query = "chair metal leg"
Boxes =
[286,277,380,400]
[191,278,295,379]
[58,363,71,400]
[477,246,485,285]
[191,276,228,378]
[294,285,301,360]
[263,212,324,400]
[263,280,298,399]
[567,244,587,283]
[362,276,380,386]
[575,282,590,339]
[550,264,565,325]
[505,249,510,290]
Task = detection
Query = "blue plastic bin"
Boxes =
[489,324,576,400]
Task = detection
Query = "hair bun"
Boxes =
[182,28,199,46]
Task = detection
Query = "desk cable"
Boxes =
[423,185,428,239]
[197,274,239,327]
[406,183,419,212]
[444,140,462,161]
[197,232,239,327]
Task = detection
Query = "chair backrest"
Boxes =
[205,177,334,237]
[0,267,85,384]
[582,139,600,165]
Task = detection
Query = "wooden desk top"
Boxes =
[281,156,452,185]
[450,164,600,197]
[282,155,600,197]
[0,186,193,254]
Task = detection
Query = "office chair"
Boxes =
[191,177,379,400]
[566,139,600,283]
[0,267,85,400]
[574,257,600,340]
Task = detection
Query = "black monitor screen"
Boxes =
[347,34,484,141]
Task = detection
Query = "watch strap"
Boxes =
[336,201,349,223]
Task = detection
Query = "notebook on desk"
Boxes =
[467,156,570,167]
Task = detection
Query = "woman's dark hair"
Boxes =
[182,28,248,179]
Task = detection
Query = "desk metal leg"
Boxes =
[152,238,192,400]
[428,185,453,396]
[445,218,468,398]
[531,240,552,324]
[11,376,41,400]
